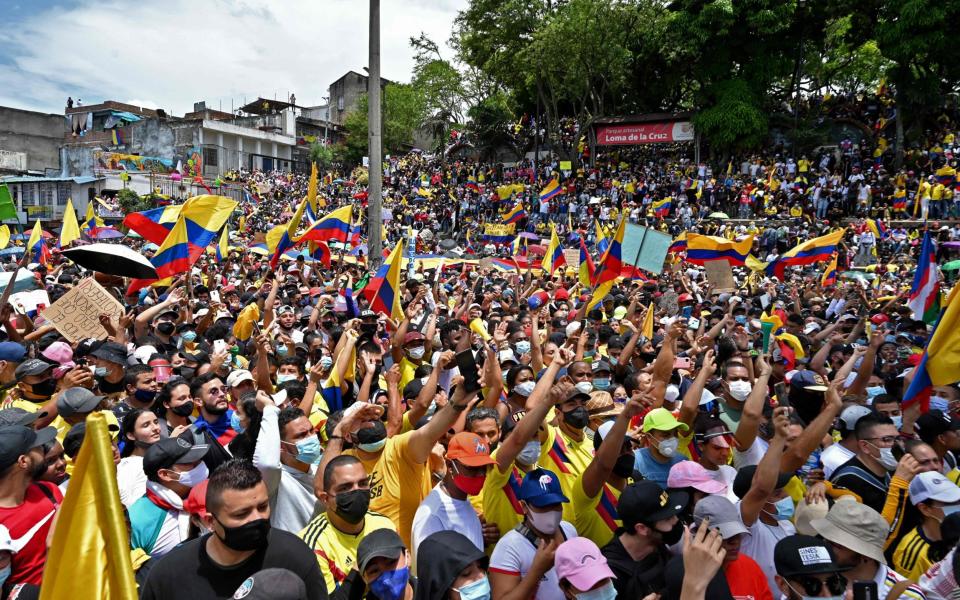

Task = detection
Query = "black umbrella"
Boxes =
[438,238,457,250]
[61,243,158,279]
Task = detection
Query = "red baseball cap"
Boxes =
[554,288,569,301]
[446,432,496,467]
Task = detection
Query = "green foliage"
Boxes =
[693,79,768,151]
[338,84,428,167]
[467,91,519,160]
[309,142,335,171]
[116,188,151,214]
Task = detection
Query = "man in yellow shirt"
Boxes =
[542,381,595,500]
[300,455,396,592]
[892,471,960,581]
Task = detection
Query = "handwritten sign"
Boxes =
[563,248,580,269]
[42,278,123,343]
[703,260,735,292]
[559,161,572,172]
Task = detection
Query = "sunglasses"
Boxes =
[790,574,847,597]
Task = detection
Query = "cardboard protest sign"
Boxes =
[563,248,580,269]
[42,278,124,343]
[703,260,736,292]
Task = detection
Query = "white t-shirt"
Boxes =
[489,522,577,600]
[117,455,148,508]
[411,484,484,574]
[707,464,739,503]
[820,443,855,479]
[738,503,796,596]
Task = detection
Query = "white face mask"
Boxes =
[517,441,541,466]
[727,380,752,402]
[657,437,679,458]
[526,506,562,535]
[575,381,594,395]
[174,462,209,488]
[514,381,536,397]
[408,347,425,360]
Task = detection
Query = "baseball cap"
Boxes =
[143,437,209,478]
[809,498,887,563]
[642,408,690,434]
[591,360,612,374]
[445,432,496,467]
[617,480,688,525]
[586,391,621,421]
[909,471,960,505]
[498,349,518,365]
[56,388,104,418]
[612,306,628,320]
[276,305,296,316]
[226,369,255,388]
[232,568,307,600]
[403,331,425,346]
[14,358,53,381]
[733,465,793,499]
[789,370,828,392]
[555,537,616,591]
[0,342,25,363]
[90,341,128,365]
[915,410,960,444]
[356,528,406,574]
[692,495,749,540]
[0,426,57,470]
[517,468,569,507]
[668,461,727,495]
[0,407,43,428]
[837,405,872,432]
[774,535,846,578]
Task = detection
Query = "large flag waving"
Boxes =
[685,234,753,266]
[908,232,940,325]
[82,200,106,235]
[539,178,561,202]
[268,198,308,268]
[542,223,565,276]
[587,217,626,311]
[215,224,230,263]
[362,239,405,320]
[595,220,610,255]
[903,285,960,412]
[26,219,50,265]
[123,205,182,245]
[305,162,320,221]
[821,253,838,287]
[40,412,138,600]
[502,201,527,225]
[578,237,595,287]
[765,228,846,278]
[60,198,82,247]
[297,205,353,245]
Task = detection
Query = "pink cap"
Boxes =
[555,537,616,591]
[667,461,727,495]
[42,341,75,366]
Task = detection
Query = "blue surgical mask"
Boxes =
[891,415,903,430]
[575,581,616,600]
[943,504,960,517]
[230,411,245,434]
[276,345,289,357]
[94,366,108,377]
[515,341,531,355]
[276,373,297,384]
[931,396,950,413]
[593,378,611,391]
[773,496,794,521]
[358,438,387,453]
[289,436,322,464]
[454,575,491,600]
[320,356,333,370]
[370,566,410,600]
[866,386,885,400]
[0,565,10,589]
[181,331,197,343]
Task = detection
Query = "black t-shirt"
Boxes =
[139,529,327,600]
[829,455,891,514]
[97,376,126,396]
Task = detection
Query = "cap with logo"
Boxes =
[14,359,53,381]
[774,534,847,578]
[0,426,57,470]
[517,468,569,508]
[56,388,104,418]
[909,471,960,506]
[642,408,690,434]
[357,528,406,575]
[143,437,209,478]
[445,432,496,468]
[231,568,307,600]
[692,495,749,540]
[789,370,829,392]
[555,537,616,591]
[617,480,688,525]
[915,410,960,445]
[809,498,887,563]
[591,360,612,374]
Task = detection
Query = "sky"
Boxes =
[0,0,468,115]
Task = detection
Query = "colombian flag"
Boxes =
[866,218,889,240]
[903,285,960,412]
[83,200,105,235]
[936,165,956,187]
[578,237,595,287]
[542,224,565,276]
[539,179,561,202]
[595,220,610,255]
[297,205,353,245]
[268,199,308,268]
[765,229,845,278]
[652,197,672,217]
[685,234,754,266]
[502,201,527,225]
[907,232,940,325]
[820,253,838,287]
[304,162,320,222]
[592,217,625,287]
[123,205,182,245]
[668,232,687,254]
[215,224,230,263]
[26,219,50,265]
[465,176,480,193]
[362,239,405,320]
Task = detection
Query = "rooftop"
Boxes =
[65,100,164,118]
[1,175,102,184]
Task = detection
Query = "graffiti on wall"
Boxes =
[94,151,174,173]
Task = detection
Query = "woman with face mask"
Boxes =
[414,530,491,600]
[504,365,536,415]
[117,408,162,508]
[555,537,618,600]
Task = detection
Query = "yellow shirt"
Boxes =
[398,357,424,392]
[299,511,397,592]
[892,525,934,582]
[569,473,622,547]
[367,431,433,548]
[475,446,551,547]
[542,425,594,500]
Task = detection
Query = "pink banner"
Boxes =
[596,121,695,145]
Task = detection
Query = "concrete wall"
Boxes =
[0,106,67,173]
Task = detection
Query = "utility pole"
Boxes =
[367,0,383,269]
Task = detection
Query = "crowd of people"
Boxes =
[1,89,960,600]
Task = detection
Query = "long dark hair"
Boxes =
[120,408,152,458]
[227,391,264,460]
[154,376,190,421]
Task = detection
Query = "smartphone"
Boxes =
[455,349,482,394]
[774,382,789,408]
[682,306,693,319]
[210,291,221,303]
[214,339,227,354]
[852,581,878,600]
[673,356,692,371]
[687,317,701,330]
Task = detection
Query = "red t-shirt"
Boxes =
[0,482,62,585]
[724,553,773,600]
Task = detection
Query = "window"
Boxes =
[338,96,344,111]
[203,147,219,167]
[20,184,35,206]
[39,184,54,206]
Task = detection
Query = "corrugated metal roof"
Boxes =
[0,175,102,184]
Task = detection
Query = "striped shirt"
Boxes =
[298,511,396,592]
[875,563,926,600]
[893,525,935,583]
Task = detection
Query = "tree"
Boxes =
[309,142,335,171]
[116,188,151,214]
[338,85,427,167]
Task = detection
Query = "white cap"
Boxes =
[565,321,581,337]
[665,384,680,403]
[838,405,872,431]
[700,388,717,406]
[803,322,822,335]
[226,369,254,388]
[909,472,960,505]
[132,345,158,365]
[498,349,518,365]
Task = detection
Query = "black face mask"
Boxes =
[360,323,378,336]
[613,454,635,479]
[655,520,684,546]
[156,322,176,336]
[334,489,371,524]
[562,406,590,430]
[29,378,58,398]
[170,402,195,418]
[175,367,196,381]
[214,516,271,551]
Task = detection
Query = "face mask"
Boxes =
[526,506,562,535]
[453,575,491,600]
[358,438,387,454]
[613,454,635,479]
[656,520,684,545]
[0,566,9,590]
[868,442,899,471]
[170,402,195,417]
[276,373,297,384]
[290,436,322,464]
[29,378,58,398]
[94,366,109,378]
[609,356,618,366]
[773,496,795,521]
[452,462,486,496]
[174,462,209,488]
[156,322,175,336]
[593,378,611,391]
[562,406,590,429]
[276,345,289,358]
[181,331,197,343]
[515,341,531,355]
[230,411,245,434]
[930,395,950,413]
[177,367,196,381]
[866,386,885,400]
[891,415,903,430]
[657,437,679,458]
[320,356,333,370]
[134,389,157,404]
[408,347,425,360]
[727,380,752,402]
[576,581,617,600]
[215,516,271,551]
[370,567,410,600]
[584,350,595,360]
[514,381,536,397]
[517,441,540,465]
[334,488,371,524]
[574,381,594,395]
